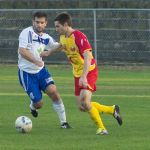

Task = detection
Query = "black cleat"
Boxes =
[61,122,72,129]
[30,108,38,118]
[113,105,122,125]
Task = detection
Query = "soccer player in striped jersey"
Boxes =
[41,12,122,135]
[18,11,71,129]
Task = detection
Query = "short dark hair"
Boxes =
[54,12,72,26]
[33,11,48,21]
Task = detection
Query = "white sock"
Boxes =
[29,100,36,110]
[52,101,66,124]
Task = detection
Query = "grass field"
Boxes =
[0,64,150,150]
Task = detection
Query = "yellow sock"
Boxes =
[88,106,106,130]
[92,101,114,114]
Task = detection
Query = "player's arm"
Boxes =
[40,43,62,57]
[75,31,92,88]
[82,50,92,76]
[19,30,44,67]
[19,47,44,67]
[79,51,92,88]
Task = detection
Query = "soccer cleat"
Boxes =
[96,128,108,135]
[30,108,38,118]
[113,105,122,125]
[61,122,72,129]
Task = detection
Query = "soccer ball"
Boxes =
[15,116,32,133]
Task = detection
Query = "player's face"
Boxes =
[33,17,47,34]
[54,21,67,35]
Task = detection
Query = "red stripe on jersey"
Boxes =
[73,30,92,56]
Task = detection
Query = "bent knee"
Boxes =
[46,85,61,100]
[79,106,87,112]
[79,104,91,112]
[34,101,43,109]
[46,84,57,93]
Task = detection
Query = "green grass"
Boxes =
[0,64,150,150]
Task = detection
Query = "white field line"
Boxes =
[0,92,150,98]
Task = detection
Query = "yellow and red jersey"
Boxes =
[60,30,96,77]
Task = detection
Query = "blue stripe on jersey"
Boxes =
[33,37,49,45]
[28,31,32,43]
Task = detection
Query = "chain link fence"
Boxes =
[0,9,150,65]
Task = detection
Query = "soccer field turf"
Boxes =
[0,64,150,150]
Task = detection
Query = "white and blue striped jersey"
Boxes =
[18,26,59,73]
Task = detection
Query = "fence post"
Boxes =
[93,9,97,63]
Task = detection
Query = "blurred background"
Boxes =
[0,2,150,149]
[0,0,150,65]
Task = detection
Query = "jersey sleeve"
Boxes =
[19,29,32,48]
[74,31,92,54]
[45,36,60,51]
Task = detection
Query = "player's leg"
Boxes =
[91,102,114,114]
[18,69,43,117]
[39,67,71,128]
[86,69,114,115]
[45,84,71,128]
[74,68,108,134]
[91,102,122,125]
[76,89,108,135]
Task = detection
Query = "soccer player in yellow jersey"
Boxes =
[41,12,122,135]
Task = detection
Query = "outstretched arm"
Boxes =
[40,43,63,57]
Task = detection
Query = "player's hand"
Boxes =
[79,76,88,88]
[35,60,44,67]
[59,44,66,52]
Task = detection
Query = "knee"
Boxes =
[79,104,90,112]
[46,85,61,101]
[79,106,86,112]
[79,103,91,112]
[48,85,58,97]
[48,85,57,94]
[34,101,43,109]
